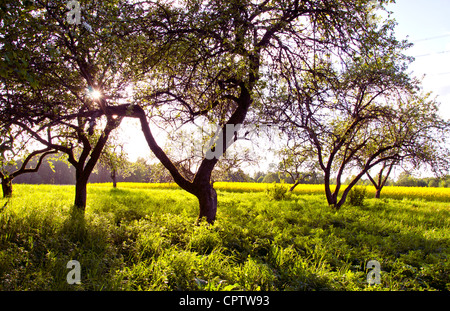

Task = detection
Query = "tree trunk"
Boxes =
[325,190,338,207]
[1,178,12,198]
[74,178,88,211]
[324,172,335,207]
[375,188,381,199]
[111,169,117,188]
[335,193,347,210]
[72,117,121,211]
[195,182,217,224]
[289,181,301,192]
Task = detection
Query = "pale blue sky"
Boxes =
[387,0,450,119]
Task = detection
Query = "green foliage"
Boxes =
[396,172,428,187]
[348,186,367,207]
[262,173,280,184]
[0,184,449,291]
[265,182,291,201]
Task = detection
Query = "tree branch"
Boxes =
[10,148,58,179]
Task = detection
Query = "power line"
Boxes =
[434,72,450,76]
[413,50,450,58]
[419,71,450,77]
[413,33,450,43]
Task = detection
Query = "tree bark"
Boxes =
[335,191,348,210]
[111,169,117,188]
[1,178,12,198]
[324,171,335,207]
[74,177,88,211]
[289,181,301,192]
[375,188,381,199]
[196,183,218,224]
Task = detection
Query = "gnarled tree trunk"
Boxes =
[289,181,301,192]
[195,183,218,224]
[74,177,88,210]
[1,178,12,198]
[71,116,123,212]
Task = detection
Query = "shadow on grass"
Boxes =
[61,205,87,242]
[108,187,134,195]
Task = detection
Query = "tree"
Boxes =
[253,171,266,183]
[261,172,280,184]
[365,91,450,196]
[277,142,319,192]
[0,0,149,211]
[274,68,448,209]
[365,160,396,198]
[124,157,152,183]
[98,130,130,188]
[263,4,450,209]
[395,172,418,187]
[439,176,450,188]
[394,171,427,188]
[0,127,56,197]
[104,0,395,223]
[428,178,439,188]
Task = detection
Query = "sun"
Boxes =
[90,89,102,100]
[87,87,102,100]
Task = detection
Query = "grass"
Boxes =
[0,183,449,290]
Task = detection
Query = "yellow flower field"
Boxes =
[90,182,450,202]
[217,182,450,202]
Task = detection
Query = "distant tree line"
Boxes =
[10,156,172,185]
[392,172,450,188]
[10,155,254,185]
[11,155,449,189]
[343,171,450,188]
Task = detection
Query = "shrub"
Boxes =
[348,186,367,207]
[265,182,290,201]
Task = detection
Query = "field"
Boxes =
[92,182,450,202]
[0,183,449,291]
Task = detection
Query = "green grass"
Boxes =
[0,184,449,290]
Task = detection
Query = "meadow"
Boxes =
[0,183,449,291]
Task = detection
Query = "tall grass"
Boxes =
[0,184,449,290]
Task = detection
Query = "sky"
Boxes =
[386,0,450,119]
[120,0,450,176]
